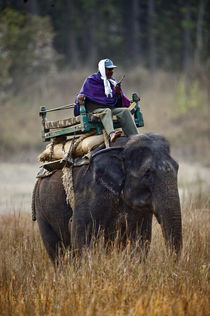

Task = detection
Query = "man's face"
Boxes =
[105,68,114,79]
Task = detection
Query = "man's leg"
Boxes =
[112,108,139,136]
[91,108,114,136]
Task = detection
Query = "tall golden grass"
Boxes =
[0,189,209,315]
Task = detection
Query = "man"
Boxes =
[76,58,139,142]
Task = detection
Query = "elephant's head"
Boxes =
[92,133,182,254]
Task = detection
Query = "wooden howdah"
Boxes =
[39,93,144,142]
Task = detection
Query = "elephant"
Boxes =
[32,133,182,264]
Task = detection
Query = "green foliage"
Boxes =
[0,8,59,98]
[1,1,210,71]
[176,76,206,115]
[176,77,187,114]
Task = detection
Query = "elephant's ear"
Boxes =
[92,147,124,196]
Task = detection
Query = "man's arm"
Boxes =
[77,94,86,104]
[114,85,121,96]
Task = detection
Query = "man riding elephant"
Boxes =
[33,60,182,265]
[75,58,139,142]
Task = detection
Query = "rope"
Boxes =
[49,140,54,161]
[31,179,39,221]
[103,129,110,148]
[69,130,96,157]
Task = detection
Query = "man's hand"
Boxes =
[78,94,85,104]
[114,85,121,95]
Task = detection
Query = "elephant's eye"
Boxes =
[143,169,152,180]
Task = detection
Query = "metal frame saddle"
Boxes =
[39,93,144,142]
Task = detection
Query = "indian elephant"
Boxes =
[32,133,182,264]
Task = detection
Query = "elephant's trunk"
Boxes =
[153,180,182,255]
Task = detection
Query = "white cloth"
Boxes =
[98,59,117,98]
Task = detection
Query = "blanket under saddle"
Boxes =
[39,132,105,162]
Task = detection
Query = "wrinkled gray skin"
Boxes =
[33,133,182,264]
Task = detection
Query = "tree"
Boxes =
[66,0,79,68]
[148,0,157,71]
[182,2,193,71]
[132,0,141,62]
[0,8,58,95]
[194,0,206,68]
[122,0,141,64]
[24,0,39,15]
[0,0,210,71]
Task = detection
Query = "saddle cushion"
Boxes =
[39,134,104,162]
[45,116,80,129]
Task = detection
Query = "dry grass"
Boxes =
[0,190,209,315]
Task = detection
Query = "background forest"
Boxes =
[0,0,209,164]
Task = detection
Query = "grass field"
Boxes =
[0,188,209,316]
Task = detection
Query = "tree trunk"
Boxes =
[87,8,98,69]
[194,0,206,68]
[183,3,193,71]
[131,0,141,63]
[25,0,39,15]
[66,0,79,68]
[148,0,157,72]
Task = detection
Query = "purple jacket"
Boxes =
[76,72,130,107]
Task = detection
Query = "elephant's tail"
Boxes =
[31,179,39,221]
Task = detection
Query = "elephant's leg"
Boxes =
[71,215,93,251]
[127,213,153,254]
[37,216,63,265]
[71,200,105,251]
[138,213,153,254]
